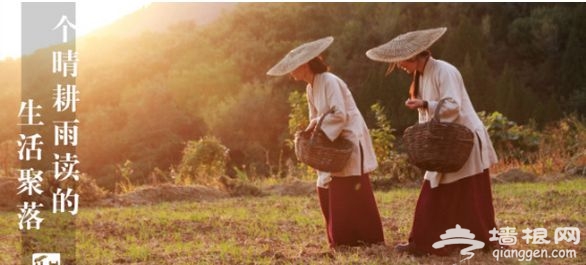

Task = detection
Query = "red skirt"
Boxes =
[408,169,497,255]
[317,174,385,247]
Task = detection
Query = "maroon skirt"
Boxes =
[317,174,385,247]
[408,169,497,255]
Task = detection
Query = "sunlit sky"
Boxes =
[0,0,152,60]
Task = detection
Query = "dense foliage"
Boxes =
[1,3,585,188]
[176,137,229,186]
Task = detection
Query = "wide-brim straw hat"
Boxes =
[366,27,447,68]
[267,36,334,76]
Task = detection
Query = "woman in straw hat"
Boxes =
[366,28,498,256]
[267,36,384,248]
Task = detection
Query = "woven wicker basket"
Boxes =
[403,99,474,173]
[294,108,353,172]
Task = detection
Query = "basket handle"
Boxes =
[310,106,336,143]
[431,98,450,123]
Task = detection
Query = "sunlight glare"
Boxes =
[0,1,151,60]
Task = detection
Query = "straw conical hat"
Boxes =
[366,27,447,63]
[267,36,334,76]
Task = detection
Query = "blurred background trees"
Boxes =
[2,3,585,189]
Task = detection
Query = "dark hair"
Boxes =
[406,50,431,62]
[308,56,329,74]
[416,50,431,59]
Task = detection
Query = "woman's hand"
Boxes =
[405,99,426,110]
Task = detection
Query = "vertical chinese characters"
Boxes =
[17,100,45,230]
[51,14,80,218]
[17,14,80,231]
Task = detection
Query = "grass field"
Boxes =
[1,178,585,264]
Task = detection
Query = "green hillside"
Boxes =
[2,3,585,188]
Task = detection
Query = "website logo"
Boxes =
[490,226,580,262]
[432,225,485,263]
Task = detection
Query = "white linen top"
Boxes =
[416,57,498,188]
[306,72,378,178]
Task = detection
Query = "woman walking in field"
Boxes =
[267,36,384,248]
[366,27,498,256]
